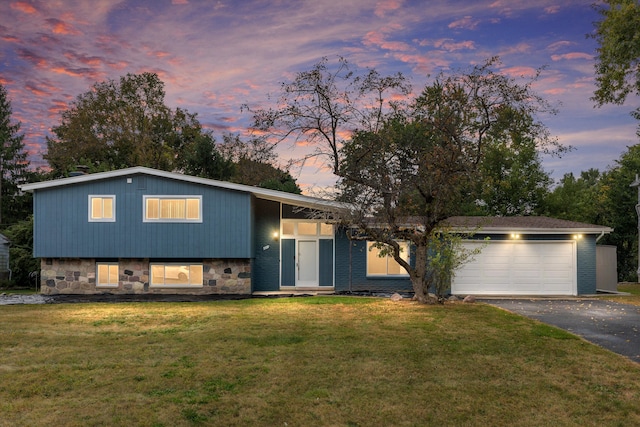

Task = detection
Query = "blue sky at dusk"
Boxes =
[0,0,637,192]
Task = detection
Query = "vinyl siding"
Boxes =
[33,173,252,258]
[252,199,281,292]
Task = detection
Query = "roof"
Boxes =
[19,166,346,211]
[444,216,613,235]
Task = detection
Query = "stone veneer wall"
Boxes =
[40,258,252,295]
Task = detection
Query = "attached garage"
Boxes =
[452,241,576,296]
[445,216,613,297]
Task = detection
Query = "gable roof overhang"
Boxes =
[19,166,347,211]
[442,216,613,235]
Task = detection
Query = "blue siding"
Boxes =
[281,239,296,287]
[252,199,281,292]
[334,228,413,293]
[577,235,597,294]
[319,239,334,286]
[33,174,252,258]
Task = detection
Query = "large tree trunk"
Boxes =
[410,244,432,303]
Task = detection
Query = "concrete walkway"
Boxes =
[484,299,640,363]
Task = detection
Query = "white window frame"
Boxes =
[96,262,119,288]
[143,195,202,223]
[366,241,410,277]
[149,263,204,288]
[88,195,116,222]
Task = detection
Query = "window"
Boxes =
[144,196,202,222]
[281,221,334,237]
[96,263,119,287]
[150,263,203,287]
[366,241,410,276]
[89,195,115,222]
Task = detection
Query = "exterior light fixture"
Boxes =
[573,234,583,240]
[273,231,279,241]
[510,233,520,239]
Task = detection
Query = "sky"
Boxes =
[0,0,638,193]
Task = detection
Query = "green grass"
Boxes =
[601,283,640,305]
[1,296,640,426]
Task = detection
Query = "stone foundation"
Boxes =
[40,258,252,295]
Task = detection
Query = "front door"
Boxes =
[280,221,334,288]
[297,240,318,287]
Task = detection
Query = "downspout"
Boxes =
[596,230,606,243]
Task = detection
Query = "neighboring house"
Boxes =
[0,233,9,281]
[20,167,612,297]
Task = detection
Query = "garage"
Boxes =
[451,240,577,296]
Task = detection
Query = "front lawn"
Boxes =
[1,297,639,426]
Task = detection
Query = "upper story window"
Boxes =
[366,241,410,277]
[89,195,115,222]
[143,196,202,223]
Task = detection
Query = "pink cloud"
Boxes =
[374,0,402,18]
[545,6,560,14]
[2,35,20,43]
[428,38,476,52]
[10,2,37,14]
[544,88,567,95]
[448,16,480,30]
[363,30,411,52]
[25,82,51,97]
[48,100,70,117]
[45,18,81,36]
[17,49,49,68]
[64,51,103,67]
[501,66,537,78]
[498,43,531,56]
[551,52,592,61]
[547,41,574,52]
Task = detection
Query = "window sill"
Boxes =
[149,284,204,288]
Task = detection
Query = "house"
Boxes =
[20,166,612,296]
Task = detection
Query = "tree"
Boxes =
[247,56,411,175]
[0,83,31,227]
[45,73,204,175]
[175,132,235,181]
[543,169,604,224]
[219,134,301,193]
[336,59,562,303]
[592,0,640,129]
[597,145,640,281]
[3,216,39,288]
[464,109,556,216]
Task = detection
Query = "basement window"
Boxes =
[150,263,203,287]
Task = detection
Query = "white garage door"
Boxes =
[451,241,576,296]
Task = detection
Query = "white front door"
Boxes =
[297,240,318,286]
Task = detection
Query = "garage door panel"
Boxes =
[452,241,576,296]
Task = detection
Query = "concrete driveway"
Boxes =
[483,299,640,363]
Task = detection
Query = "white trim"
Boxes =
[142,195,203,223]
[20,166,347,211]
[96,262,119,288]
[88,195,116,222]
[365,241,410,278]
[279,219,336,289]
[149,262,204,288]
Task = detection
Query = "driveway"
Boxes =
[483,299,640,363]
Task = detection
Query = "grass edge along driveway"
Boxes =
[1,296,639,427]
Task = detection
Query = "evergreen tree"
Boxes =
[0,83,31,227]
